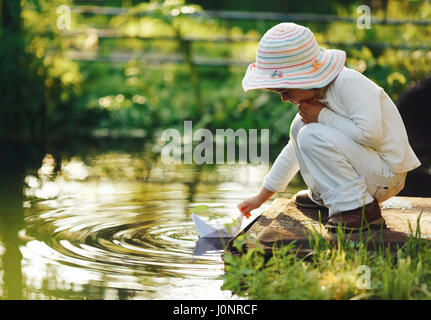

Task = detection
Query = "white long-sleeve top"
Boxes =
[263,67,421,192]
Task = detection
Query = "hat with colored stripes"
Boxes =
[242,23,346,92]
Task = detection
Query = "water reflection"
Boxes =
[0,138,304,300]
[0,142,32,300]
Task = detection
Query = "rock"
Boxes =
[226,196,431,257]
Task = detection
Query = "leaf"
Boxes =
[190,204,209,213]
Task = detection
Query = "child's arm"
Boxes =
[237,187,275,218]
[238,140,299,217]
[262,140,299,192]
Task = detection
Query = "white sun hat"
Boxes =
[242,22,346,92]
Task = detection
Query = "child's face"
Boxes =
[266,88,320,104]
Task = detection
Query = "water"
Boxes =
[0,138,304,300]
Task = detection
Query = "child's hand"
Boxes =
[298,100,325,124]
[237,195,263,218]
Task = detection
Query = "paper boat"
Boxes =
[192,213,243,238]
[191,212,262,257]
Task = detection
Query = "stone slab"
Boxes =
[226,197,431,256]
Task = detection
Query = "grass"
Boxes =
[221,210,431,300]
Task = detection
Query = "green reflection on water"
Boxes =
[0,174,24,300]
[0,138,304,300]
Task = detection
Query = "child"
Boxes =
[237,22,421,231]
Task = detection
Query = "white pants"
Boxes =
[290,114,406,217]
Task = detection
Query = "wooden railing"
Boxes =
[43,6,431,65]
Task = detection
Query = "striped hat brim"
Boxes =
[242,48,346,92]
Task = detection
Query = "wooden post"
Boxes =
[174,26,203,120]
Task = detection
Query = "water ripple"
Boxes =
[17,157,287,299]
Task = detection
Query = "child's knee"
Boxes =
[297,123,327,153]
[289,114,305,141]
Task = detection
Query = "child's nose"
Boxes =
[281,93,296,104]
[281,93,290,102]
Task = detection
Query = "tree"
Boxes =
[0,0,46,138]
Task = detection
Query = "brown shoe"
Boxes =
[326,198,385,232]
[293,190,326,209]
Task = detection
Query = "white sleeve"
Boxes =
[262,140,299,192]
[318,76,383,148]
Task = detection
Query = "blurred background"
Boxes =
[0,0,430,300]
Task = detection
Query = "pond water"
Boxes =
[0,138,304,300]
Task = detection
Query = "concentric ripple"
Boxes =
[16,156,293,299]
[20,192,245,299]
[24,203,226,276]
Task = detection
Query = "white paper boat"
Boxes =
[191,212,263,257]
[192,213,247,238]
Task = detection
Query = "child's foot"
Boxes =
[326,198,386,232]
[293,190,326,209]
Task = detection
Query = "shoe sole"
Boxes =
[326,217,386,232]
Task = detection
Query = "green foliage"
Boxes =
[2,0,430,142]
[77,0,431,143]
[0,0,45,137]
